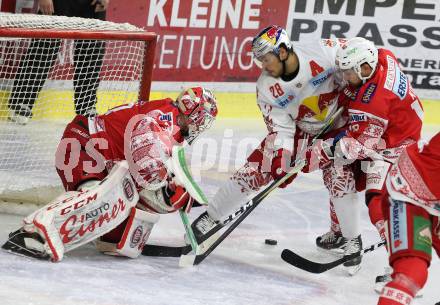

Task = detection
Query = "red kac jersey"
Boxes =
[339,49,423,161]
[387,133,440,216]
[89,99,184,190]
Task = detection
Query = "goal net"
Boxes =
[0,12,156,213]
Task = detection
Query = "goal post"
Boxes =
[0,12,157,212]
[0,28,157,103]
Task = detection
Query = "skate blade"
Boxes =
[316,246,344,256]
[347,264,361,276]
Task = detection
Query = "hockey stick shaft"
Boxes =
[179,210,198,253]
[187,107,344,265]
[281,240,386,274]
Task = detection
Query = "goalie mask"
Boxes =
[176,87,218,144]
[252,25,293,68]
[335,37,378,81]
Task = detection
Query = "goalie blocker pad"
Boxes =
[22,161,139,262]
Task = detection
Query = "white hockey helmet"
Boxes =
[335,37,378,81]
[252,25,293,67]
[176,87,218,144]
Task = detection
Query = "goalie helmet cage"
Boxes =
[0,13,157,213]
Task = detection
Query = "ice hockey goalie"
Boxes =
[2,87,218,262]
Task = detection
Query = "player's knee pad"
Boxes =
[95,207,159,258]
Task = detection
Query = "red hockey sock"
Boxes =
[367,193,385,238]
[329,200,341,233]
[377,257,428,305]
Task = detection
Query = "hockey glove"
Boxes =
[307,131,348,169]
[271,149,296,188]
[166,183,194,213]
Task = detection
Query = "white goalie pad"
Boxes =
[23,161,139,262]
[95,207,159,258]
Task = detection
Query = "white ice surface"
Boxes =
[0,119,439,305]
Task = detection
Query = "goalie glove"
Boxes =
[165,181,194,213]
[138,179,194,214]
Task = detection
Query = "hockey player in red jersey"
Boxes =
[2,87,218,262]
[377,133,440,305]
[315,37,423,286]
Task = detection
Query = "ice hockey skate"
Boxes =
[316,230,347,255]
[342,235,363,276]
[8,105,32,125]
[2,228,50,260]
[191,211,220,244]
[374,267,423,297]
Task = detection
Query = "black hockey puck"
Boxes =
[265,239,277,245]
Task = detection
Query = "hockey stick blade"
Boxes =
[281,240,386,274]
[142,244,191,257]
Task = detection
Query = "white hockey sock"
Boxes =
[208,178,252,221]
[332,193,361,239]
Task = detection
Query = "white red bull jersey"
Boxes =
[386,133,440,216]
[256,38,346,151]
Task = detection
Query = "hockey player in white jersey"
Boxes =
[191,25,364,274]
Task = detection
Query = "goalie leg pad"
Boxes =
[96,207,159,258]
[22,161,139,262]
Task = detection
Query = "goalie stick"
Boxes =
[281,240,386,274]
[142,244,191,257]
[179,107,345,266]
[141,200,256,257]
